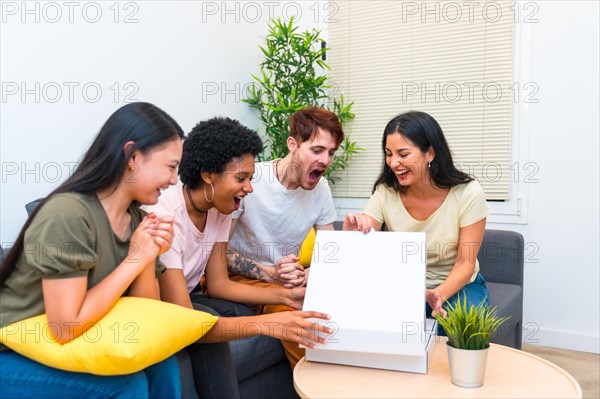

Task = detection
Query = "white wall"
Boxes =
[1,0,327,242]
[494,1,599,353]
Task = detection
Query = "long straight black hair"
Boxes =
[0,102,184,284]
[373,111,473,194]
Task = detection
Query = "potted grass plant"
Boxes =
[434,294,509,388]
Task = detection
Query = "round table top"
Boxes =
[293,341,582,398]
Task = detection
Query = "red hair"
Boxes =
[289,107,344,147]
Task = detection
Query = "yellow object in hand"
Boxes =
[298,228,316,268]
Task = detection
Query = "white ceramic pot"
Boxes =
[446,344,490,388]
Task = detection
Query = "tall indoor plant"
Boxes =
[244,17,361,184]
[434,294,509,388]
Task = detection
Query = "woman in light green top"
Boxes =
[344,111,492,319]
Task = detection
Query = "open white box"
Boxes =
[302,230,437,373]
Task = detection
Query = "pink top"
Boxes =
[144,182,232,292]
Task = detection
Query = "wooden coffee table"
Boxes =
[293,341,582,398]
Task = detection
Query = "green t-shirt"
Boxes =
[0,192,165,332]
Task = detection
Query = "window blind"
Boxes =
[328,0,515,200]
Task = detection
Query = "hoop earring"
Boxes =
[204,182,215,203]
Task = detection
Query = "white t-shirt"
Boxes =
[229,160,337,266]
[364,180,492,289]
[143,182,232,292]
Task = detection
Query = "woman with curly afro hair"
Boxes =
[146,116,307,314]
[144,116,324,398]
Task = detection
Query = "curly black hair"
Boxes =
[179,117,263,189]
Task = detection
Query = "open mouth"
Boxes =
[234,197,242,210]
[396,170,410,178]
[308,169,324,184]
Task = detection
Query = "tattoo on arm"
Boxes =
[227,249,266,281]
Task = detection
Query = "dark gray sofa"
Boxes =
[477,229,524,349]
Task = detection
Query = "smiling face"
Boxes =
[209,152,255,215]
[127,138,182,205]
[286,127,338,190]
[385,132,433,188]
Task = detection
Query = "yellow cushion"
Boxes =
[0,297,218,375]
[298,228,316,268]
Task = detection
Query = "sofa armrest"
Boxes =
[478,229,524,287]
[25,198,44,215]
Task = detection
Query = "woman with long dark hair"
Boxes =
[0,102,184,398]
[344,111,492,319]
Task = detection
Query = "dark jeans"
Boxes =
[190,293,255,317]
[185,294,255,399]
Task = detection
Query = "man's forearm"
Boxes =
[226,249,273,283]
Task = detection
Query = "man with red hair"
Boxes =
[227,106,345,366]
